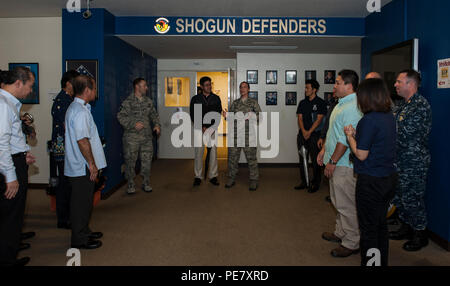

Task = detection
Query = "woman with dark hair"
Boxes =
[344,78,397,266]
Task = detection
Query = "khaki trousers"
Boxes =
[194,130,218,179]
[329,166,360,250]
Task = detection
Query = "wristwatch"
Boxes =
[328,158,337,165]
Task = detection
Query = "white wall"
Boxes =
[0,17,62,184]
[236,53,360,163]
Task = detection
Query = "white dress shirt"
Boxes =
[0,89,30,183]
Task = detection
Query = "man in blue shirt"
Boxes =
[50,70,79,229]
[65,75,106,250]
[317,70,363,258]
[295,79,327,193]
[0,67,36,266]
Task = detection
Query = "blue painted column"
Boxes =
[63,8,158,194]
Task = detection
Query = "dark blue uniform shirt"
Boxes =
[354,111,397,177]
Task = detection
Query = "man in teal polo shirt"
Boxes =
[317,70,362,258]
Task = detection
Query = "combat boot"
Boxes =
[389,220,413,240]
[225,178,235,188]
[126,184,136,195]
[249,180,258,191]
[142,183,152,193]
[403,230,428,251]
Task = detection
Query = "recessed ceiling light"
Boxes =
[251,41,279,45]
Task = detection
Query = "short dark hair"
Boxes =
[0,69,8,85]
[398,69,421,88]
[338,69,359,92]
[133,77,146,89]
[200,76,211,86]
[305,79,320,91]
[240,81,250,90]
[357,78,392,114]
[61,70,80,89]
[2,66,35,85]
[72,75,95,96]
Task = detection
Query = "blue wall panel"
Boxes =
[405,0,450,241]
[62,9,105,136]
[63,8,157,193]
[362,0,450,241]
[361,0,405,77]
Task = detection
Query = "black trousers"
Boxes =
[356,172,397,266]
[69,168,94,245]
[55,160,71,224]
[297,131,321,186]
[0,154,28,264]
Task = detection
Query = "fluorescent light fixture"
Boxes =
[251,41,279,45]
[229,45,298,50]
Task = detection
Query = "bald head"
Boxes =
[365,72,382,80]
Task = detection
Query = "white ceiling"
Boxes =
[0,0,392,58]
[0,0,392,18]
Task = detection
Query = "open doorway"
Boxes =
[196,71,229,160]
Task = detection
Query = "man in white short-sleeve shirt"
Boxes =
[64,75,106,250]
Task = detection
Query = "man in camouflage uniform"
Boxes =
[389,70,432,251]
[223,81,261,191]
[117,78,160,194]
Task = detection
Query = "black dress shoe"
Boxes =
[71,239,102,250]
[19,242,30,252]
[193,178,201,186]
[14,257,30,266]
[20,232,35,240]
[325,196,331,203]
[403,230,429,251]
[294,183,307,190]
[89,232,103,239]
[57,222,72,229]
[209,177,219,186]
[307,184,319,193]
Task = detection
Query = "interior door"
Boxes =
[157,71,196,159]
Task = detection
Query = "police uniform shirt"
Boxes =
[0,89,30,183]
[51,90,73,158]
[296,95,327,131]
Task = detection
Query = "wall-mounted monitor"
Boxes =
[371,38,419,101]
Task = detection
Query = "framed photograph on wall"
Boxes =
[249,91,258,100]
[305,70,316,82]
[266,70,277,84]
[8,63,39,104]
[285,70,297,84]
[247,70,258,84]
[285,92,297,106]
[324,92,334,105]
[65,59,99,98]
[266,91,277,105]
[324,70,336,84]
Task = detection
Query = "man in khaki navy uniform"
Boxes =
[117,78,160,194]
[223,81,261,191]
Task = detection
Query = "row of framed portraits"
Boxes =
[249,91,335,106]
[246,70,336,85]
